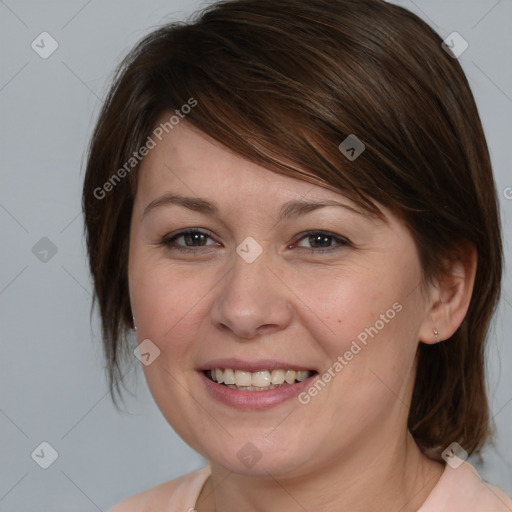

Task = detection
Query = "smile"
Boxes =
[205,368,315,391]
[198,361,319,409]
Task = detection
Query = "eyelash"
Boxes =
[160,229,351,255]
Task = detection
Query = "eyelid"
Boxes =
[161,228,218,248]
[292,230,351,251]
[160,228,351,254]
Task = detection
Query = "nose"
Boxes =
[210,248,293,340]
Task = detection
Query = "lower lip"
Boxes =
[198,371,316,410]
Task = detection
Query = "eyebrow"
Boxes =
[141,193,370,221]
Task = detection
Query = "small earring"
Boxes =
[433,327,438,339]
[132,316,137,331]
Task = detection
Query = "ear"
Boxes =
[418,241,477,344]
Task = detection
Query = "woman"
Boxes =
[82,0,512,510]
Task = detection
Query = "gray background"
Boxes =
[1,0,511,510]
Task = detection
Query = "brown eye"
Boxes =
[161,229,218,252]
[293,231,351,254]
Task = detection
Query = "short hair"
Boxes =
[82,0,503,459]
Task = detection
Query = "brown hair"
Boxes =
[82,0,503,458]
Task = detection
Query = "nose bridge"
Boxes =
[211,241,292,338]
[231,240,273,295]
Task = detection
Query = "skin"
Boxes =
[127,116,477,512]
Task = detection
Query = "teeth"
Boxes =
[234,370,252,387]
[285,370,296,384]
[208,368,314,388]
[223,368,235,385]
[296,370,309,382]
[271,369,285,385]
[252,370,271,387]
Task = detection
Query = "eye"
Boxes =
[161,229,218,252]
[292,231,351,254]
[159,228,351,255]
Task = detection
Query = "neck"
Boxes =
[196,432,444,512]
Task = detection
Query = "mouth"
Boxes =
[197,361,318,409]
[203,368,317,391]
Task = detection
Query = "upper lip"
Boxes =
[197,358,316,373]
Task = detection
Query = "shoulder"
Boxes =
[108,466,211,512]
[420,459,512,512]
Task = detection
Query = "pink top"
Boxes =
[109,460,512,511]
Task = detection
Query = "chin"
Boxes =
[200,436,318,478]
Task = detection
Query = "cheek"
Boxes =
[129,257,215,353]
[294,266,406,358]
[299,259,423,403]
[129,254,222,451]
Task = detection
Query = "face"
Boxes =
[128,119,432,478]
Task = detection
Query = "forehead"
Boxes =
[134,120,375,220]
[138,122,311,196]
